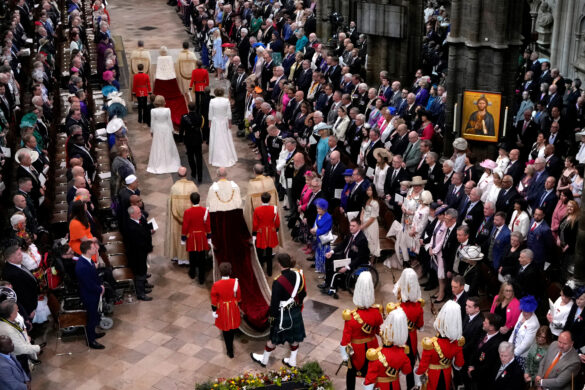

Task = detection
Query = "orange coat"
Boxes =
[400,300,424,355]
[182,206,211,252]
[211,277,241,331]
[132,72,151,97]
[416,336,465,390]
[364,345,412,390]
[190,68,210,92]
[69,219,97,262]
[341,307,384,375]
[253,204,280,249]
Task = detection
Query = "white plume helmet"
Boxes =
[353,271,375,308]
[433,300,463,342]
[380,307,409,346]
[392,268,421,302]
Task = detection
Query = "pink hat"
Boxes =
[480,159,497,170]
[102,70,114,81]
[71,66,79,73]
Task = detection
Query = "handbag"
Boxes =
[319,231,334,244]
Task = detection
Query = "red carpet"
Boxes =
[153,78,188,126]
[210,209,270,331]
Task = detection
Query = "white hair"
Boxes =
[392,268,421,302]
[380,307,409,346]
[353,271,375,308]
[434,301,463,342]
[498,341,514,354]
[10,213,26,227]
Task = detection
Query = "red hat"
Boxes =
[35,21,43,26]
[221,43,236,48]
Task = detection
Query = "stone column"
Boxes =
[560,0,576,74]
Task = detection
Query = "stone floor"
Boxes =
[31,1,439,388]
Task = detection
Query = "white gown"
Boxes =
[147,107,181,174]
[208,97,238,167]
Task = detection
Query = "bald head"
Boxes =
[13,194,26,209]
[73,176,86,188]
[0,335,14,354]
[217,167,227,178]
[69,157,82,168]
[330,150,340,165]
[177,166,187,177]
[253,164,264,175]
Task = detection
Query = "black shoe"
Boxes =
[144,282,154,289]
[327,290,339,299]
[95,332,106,339]
[137,295,153,301]
[188,273,196,279]
[146,273,152,278]
[433,297,447,304]
[89,341,105,349]
[306,257,315,261]
[227,351,234,358]
[29,358,41,365]
[145,288,153,294]
[310,264,315,268]
[317,283,327,289]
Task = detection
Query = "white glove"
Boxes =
[212,311,218,319]
[253,236,257,243]
[414,373,422,387]
[363,384,374,390]
[207,238,213,249]
[339,345,348,361]
[180,240,186,246]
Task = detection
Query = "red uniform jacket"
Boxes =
[416,336,465,390]
[182,206,211,252]
[400,300,424,355]
[253,204,280,249]
[341,307,384,375]
[364,345,412,390]
[190,68,210,92]
[210,277,241,331]
[132,72,151,97]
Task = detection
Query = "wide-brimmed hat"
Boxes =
[20,112,38,129]
[15,148,39,164]
[460,246,484,262]
[480,159,497,170]
[519,295,538,313]
[435,205,448,216]
[373,148,391,161]
[106,117,125,134]
[409,176,427,186]
[452,137,468,151]
[313,122,331,132]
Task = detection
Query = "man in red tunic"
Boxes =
[210,262,241,358]
[391,268,424,389]
[340,271,384,390]
[189,60,210,113]
[132,63,152,125]
[364,306,412,390]
[414,300,465,390]
[252,192,280,276]
[181,192,211,283]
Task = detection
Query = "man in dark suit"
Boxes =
[325,56,342,91]
[179,102,205,183]
[544,145,563,179]
[513,248,544,298]
[70,134,95,181]
[383,155,411,197]
[496,175,520,220]
[286,153,308,212]
[296,61,313,95]
[261,54,275,91]
[511,110,539,161]
[363,127,385,171]
[319,218,370,298]
[526,208,555,267]
[302,178,323,230]
[0,335,30,390]
[468,313,505,390]
[16,178,37,218]
[490,341,525,389]
[488,212,511,271]
[345,168,368,213]
[124,206,154,301]
[16,152,43,207]
[321,150,346,210]
[536,176,558,225]
[443,172,465,210]
[1,246,39,320]
[526,158,549,211]
[457,296,484,389]
[420,151,443,190]
[451,275,468,320]
[75,240,106,349]
[459,186,484,235]
[10,194,38,237]
[504,149,524,186]
[389,123,409,156]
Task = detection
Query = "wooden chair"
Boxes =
[48,293,90,356]
[107,254,128,268]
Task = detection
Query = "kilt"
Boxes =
[270,305,306,345]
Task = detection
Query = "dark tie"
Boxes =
[344,235,354,256]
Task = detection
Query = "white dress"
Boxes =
[209,97,238,167]
[147,107,181,174]
[361,200,380,257]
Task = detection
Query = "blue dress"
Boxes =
[313,212,333,273]
[213,38,224,70]
[316,137,329,172]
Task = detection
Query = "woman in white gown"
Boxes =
[209,87,238,167]
[147,95,181,174]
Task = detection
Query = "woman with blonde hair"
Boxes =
[558,200,580,281]
[490,282,521,336]
[147,95,181,173]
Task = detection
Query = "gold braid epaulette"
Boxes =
[432,338,452,366]
[353,309,373,334]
